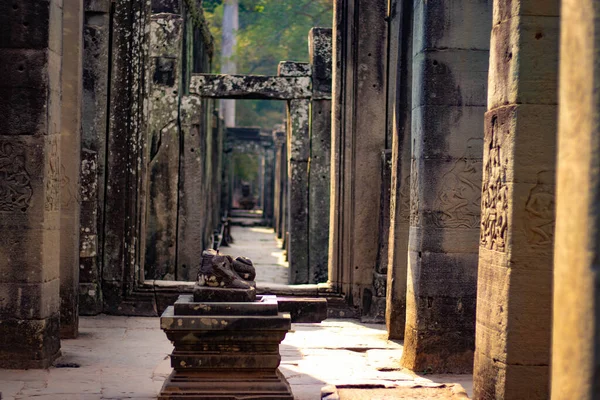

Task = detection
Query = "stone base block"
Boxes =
[159,369,294,400]
[193,285,256,302]
[160,296,293,399]
[0,314,61,369]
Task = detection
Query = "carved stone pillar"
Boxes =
[402,0,492,373]
[0,0,63,368]
[473,1,559,398]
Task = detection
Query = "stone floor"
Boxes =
[0,316,473,399]
[226,224,289,285]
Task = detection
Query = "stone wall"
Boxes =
[77,0,221,313]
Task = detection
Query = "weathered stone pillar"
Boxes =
[145,3,184,281]
[552,2,600,398]
[308,28,332,284]
[262,144,275,225]
[328,0,388,311]
[385,0,413,340]
[60,0,84,339]
[402,0,491,373]
[273,128,286,238]
[279,62,311,284]
[472,1,559,398]
[177,95,205,281]
[0,0,63,368]
[79,0,110,315]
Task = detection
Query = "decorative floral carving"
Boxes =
[0,143,33,212]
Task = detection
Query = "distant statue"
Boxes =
[197,249,256,289]
[239,183,256,210]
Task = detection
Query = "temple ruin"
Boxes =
[0,0,599,399]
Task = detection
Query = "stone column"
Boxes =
[472,1,559,398]
[385,0,413,340]
[145,4,184,281]
[552,1,600,398]
[328,0,388,310]
[0,0,63,368]
[273,128,286,238]
[79,0,110,315]
[402,1,491,373]
[308,28,332,284]
[262,144,275,225]
[279,62,311,284]
[60,0,84,339]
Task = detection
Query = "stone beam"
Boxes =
[402,0,491,373]
[552,1,600,398]
[0,0,64,368]
[190,74,311,100]
[473,1,560,398]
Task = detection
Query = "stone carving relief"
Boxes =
[45,137,60,212]
[0,143,32,212]
[400,173,411,223]
[480,120,508,252]
[409,158,420,227]
[433,138,483,229]
[524,171,555,246]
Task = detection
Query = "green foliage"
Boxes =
[204,0,333,129]
[232,153,259,183]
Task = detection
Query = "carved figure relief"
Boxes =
[480,119,508,252]
[0,143,32,212]
[45,137,60,212]
[409,158,420,227]
[525,171,555,246]
[400,173,411,223]
[433,138,483,229]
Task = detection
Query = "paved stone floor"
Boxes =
[226,224,289,285]
[0,316,473,399]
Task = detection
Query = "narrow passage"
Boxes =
[224,219,289,285]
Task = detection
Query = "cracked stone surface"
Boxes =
[0,318,472,399]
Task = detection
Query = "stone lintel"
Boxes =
[151,0,181,14]
[84,0,111,13]
[190,74,311,100]
[278,61,311,77]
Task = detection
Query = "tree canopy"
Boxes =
[204,0,333,127]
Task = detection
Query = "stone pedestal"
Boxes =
[160,294,293,399]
